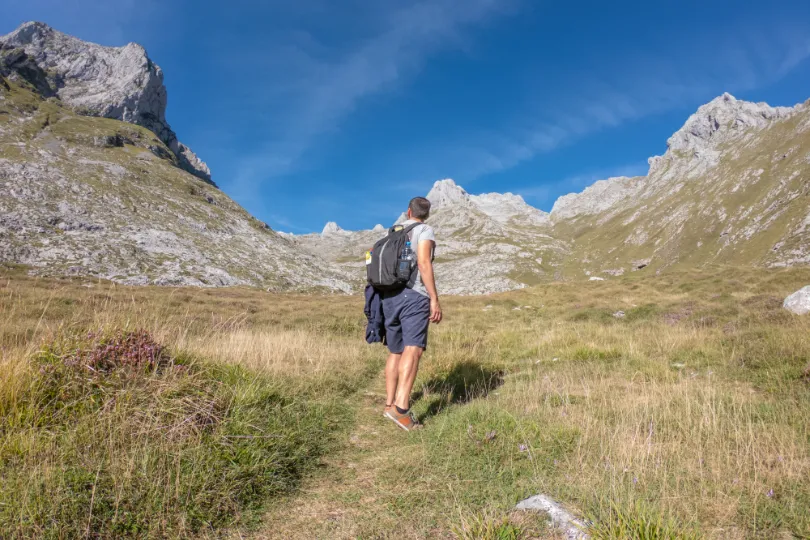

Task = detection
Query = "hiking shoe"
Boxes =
[383,404,394,419]
[388,409,423,432]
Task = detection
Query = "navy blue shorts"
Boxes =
[382,288,431,354]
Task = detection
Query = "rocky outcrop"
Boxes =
[0,22,212,184]
[428,179,550,225]
[426,179,472,208]
[0,43,56,97]
[551,176,643,221]
[784,287,810,315]
[297,178,568,295]
[471,191,551,225]
[321,222,346,236]
[658,93,796,171]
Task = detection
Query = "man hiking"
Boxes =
[381,197,442,431]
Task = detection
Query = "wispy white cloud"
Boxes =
[426,21,810,182]
[227,0,515,192]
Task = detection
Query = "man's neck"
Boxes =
[407,217,424,223]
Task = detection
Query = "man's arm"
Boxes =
[417,240,442,323]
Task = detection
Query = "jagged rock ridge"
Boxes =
[297,178,567,295]
[300,93,810,292]
[426,179,551,225]
[0,22,212,184]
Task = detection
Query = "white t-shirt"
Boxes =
[402,219,436,297]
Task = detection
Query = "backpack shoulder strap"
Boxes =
[388,222,421,236]
[402,222,421,234]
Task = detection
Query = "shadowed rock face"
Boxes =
[0,22,213,185]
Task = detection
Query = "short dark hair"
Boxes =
[409,197,431,220]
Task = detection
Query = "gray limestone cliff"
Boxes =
[0,22,212,184]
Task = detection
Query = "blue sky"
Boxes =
[4,0,810,232]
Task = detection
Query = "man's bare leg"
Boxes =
[394,345,424,411]
[385,353,401,408]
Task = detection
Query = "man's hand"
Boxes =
[430,297,443,324]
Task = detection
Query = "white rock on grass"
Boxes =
[515,494,589,539]
[784,286,810,315]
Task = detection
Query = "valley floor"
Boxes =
[1,265,808,538]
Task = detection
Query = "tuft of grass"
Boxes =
[589,502,703,540]
[451,512,523,540]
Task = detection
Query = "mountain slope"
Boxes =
[298,95,810,293]
[552,93,810,277]
[0,56,353,291]
[2,23,808,295]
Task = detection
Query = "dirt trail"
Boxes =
[247,379,427,539]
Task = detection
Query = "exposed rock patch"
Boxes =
[515,494,589,539]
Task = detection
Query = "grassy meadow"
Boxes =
[0,265,808,539]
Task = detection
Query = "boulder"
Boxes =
[784,286,810,315]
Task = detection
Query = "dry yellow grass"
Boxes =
[1,266,809,538]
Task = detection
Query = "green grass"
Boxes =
[589,503,703,540]
[0,329,359,538]
[1,268,809,538]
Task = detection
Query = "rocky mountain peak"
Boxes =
[666,92,796,158]
[427,179,470,208]
[471,192,551,225]
[4,21,53,43]
[321,222,344,235]
[550,176,642,220]
[0,21,212,185]
[372,224,386,233]
[557,93,806,221]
